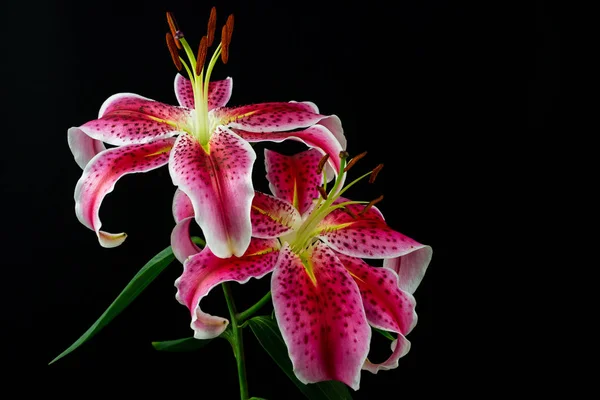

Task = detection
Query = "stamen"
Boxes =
[195,36,208,76]
[343,207,358,219]
[317,186,328,200]
[166,33,182,71]
[226,14,235,40]
[221,25,230,64]
[369,164,384,183]
[344,151,367,172]
[359,195,384,215]
[207,6,217,47]
[166,12,183,49]
[317,154,330,174]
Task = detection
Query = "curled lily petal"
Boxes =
[317,201,427,259]
[172,188,195,223]
[171,217,201,264]
[271,243,370,390]
[235,125,344,177]
[175,238,280,339]
[169,127,256,258]
[336,252,417,373]
[67,127,106,169]
[383,245,433,294]
[174,74,233,110]
[212,102,326,132]
[264,149,325,216]
[79,93,190,146]
[317,115,346,153]
[74,138,175,247]
[251,192,301,238]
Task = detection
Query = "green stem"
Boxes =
[236,292,272,323]
[222,283,249,400]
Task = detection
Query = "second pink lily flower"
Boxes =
[172,149,432,390]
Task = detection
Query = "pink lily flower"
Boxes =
[67,10,345,258]
[172,149,432,390]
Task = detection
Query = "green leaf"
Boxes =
[373,327,396,341]
[248,316,353,400]
[152,337,213,352]
[249,397,268,400]
[49,245,176,364]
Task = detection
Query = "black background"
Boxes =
[2,0,559,396]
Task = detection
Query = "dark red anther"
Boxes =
[207,7,217,47]
[317,186,328,200]
[359,195,384,215]
[196,36,208,75]
[221,25,230,64]
[166,32,182,71]
[166,12,182,49]
[369,164,384,183]
[317,154,330,174]
[344,151,368,172]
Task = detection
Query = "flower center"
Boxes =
[165,9,234,149]
[285,152,384,258]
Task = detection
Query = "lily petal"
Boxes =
[171,217,201,264]
[383,245,433,294]
[335,252,417,373]
[317,200,426,259]
[74,138,175,247]
[317,115,347,153]
[172,188,195,223]
[169,127,256,258]
[271,243,370,390]
[212,102,327,132]
[175,238,280,339]
[235,125,344,177]
[67,127,106,169]
[264,148,324,216]
[251,191,301,238]
[174,74,233,110]
[78,93,191,146]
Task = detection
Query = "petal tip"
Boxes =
[98,231,127,248]
[192,318,229,340]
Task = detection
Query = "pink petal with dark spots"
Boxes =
[67,127,106,170]
[99,93,191,121]
[264,149,324,216]
[74,138,175,247]
[335,252,417,373]
[317,201,425,259]
[172,188,195,223]
[168,127,256,258]
[171,217,202,264]
[174,74,233,110]
[212,102,326,132]
[235,125,344,182]
[251,191,301,239]
[271,243,370,390]
[174,74,195,109]
[383,245,432,294]
[78,93,191,146]
[208,78,233,110]
[174,238,280,339]
[317,115,346,152]
[275,101,346,155]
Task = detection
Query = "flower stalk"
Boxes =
[222,282,249,400]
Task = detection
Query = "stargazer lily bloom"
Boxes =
[68,9,345,258]
[172,149,432,390]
